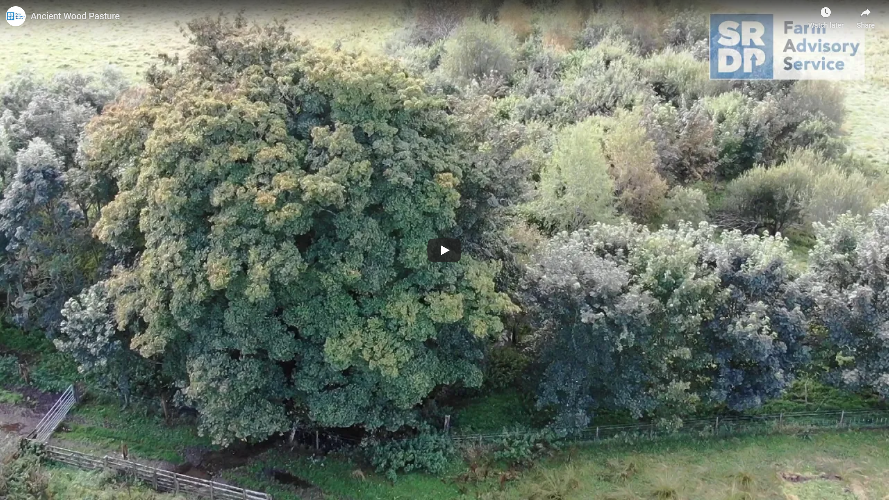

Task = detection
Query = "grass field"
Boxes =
[215,430,889,500]
[0,0,402,81]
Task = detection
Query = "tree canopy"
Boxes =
[83,17,515,444]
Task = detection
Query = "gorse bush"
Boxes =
[442,18,519,86]
[367,429,456,481]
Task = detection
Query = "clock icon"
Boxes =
[821,6,831,17]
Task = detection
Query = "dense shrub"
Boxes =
[484,346,531,391]
[522,222,807,428]
[491,426,560,466]
[553,41,649,123]
[0,354,20,383]
[603,109,668,223]
[717,160,811,235]
[0,449,48,499]
[660,186,709,227]
[640,101,716,184]
[641,50,725,105]
[442,19,519,86]
[367,429,456,481]
[719,149,877,234]
[531,118,615,231]
[804,205,889,399]
[662,9,708,48]
[703,91,772,179]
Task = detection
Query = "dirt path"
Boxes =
[0,386,62,439]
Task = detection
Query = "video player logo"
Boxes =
[6,6,26,26]
[427,238,461,263]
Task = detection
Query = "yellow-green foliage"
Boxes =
[534,118,615,231]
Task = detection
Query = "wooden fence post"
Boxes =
[209,482,215,500]
[315,430,320,451]
[839,410,845,428]
[173,473,179,495]
[242,487,248,500]
[153,468,158,490]
[595,426,600,441]
[103,456,109,469]
[715,416,719,435]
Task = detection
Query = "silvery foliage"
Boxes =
[522,221,808,428]
[804,204,889,398]
[0,139,86,332]
[57,280,119,373]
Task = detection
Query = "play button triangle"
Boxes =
[440,246,450,256]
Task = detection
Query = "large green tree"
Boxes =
[82,17,514,445]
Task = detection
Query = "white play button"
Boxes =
[427,238,461,262]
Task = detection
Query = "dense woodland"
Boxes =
[2,0,889,479]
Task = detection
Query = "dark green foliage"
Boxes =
[0,449,48,500]
[491,426,560,466]
[0,139,101,335]
[484,346,530,391]
[0,354,19,383]
[367,429,456,481]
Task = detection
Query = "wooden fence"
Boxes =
[40,443,271,500]
[28,384,76,443]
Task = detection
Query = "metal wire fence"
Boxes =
[452,409,889,447]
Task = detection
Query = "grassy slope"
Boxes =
[840,21,889,165]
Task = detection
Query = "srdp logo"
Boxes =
[710,14,773,79]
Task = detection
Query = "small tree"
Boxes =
[532,118,615,232]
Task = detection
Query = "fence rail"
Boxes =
[28,384,76,443]
[452,409,889,446]
[40,444,271,500]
